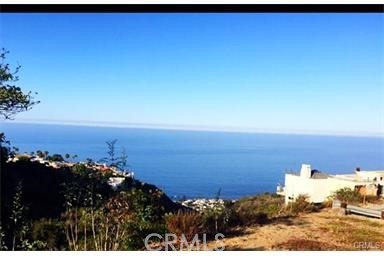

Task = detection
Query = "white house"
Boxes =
[277,164,384,204]
[107,177,126,190]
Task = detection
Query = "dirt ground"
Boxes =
[206,208,384,251]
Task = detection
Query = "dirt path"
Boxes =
[206,209,384,251]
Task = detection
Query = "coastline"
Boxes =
[4,123,384,200]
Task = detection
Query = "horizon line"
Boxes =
[3,118,384,138]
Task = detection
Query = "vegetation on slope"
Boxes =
[0,146,184,250]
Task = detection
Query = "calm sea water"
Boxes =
[2,123,384,199]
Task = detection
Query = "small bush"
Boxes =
[286,195,321,214]
[233,194,284,226]
[118,189,167,250]
[164,210,203,243]
[47,154,64,162]
[202,200,235,235]
[331,187,361,204]
[30,218,66,250]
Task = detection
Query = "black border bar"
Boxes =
[0,4,383,13]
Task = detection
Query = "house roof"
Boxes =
[311,170,329,179]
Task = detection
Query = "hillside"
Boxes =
[1,157,383,251]
[0,158,186,250]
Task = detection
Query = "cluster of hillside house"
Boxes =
[277,164,384,204]
[9,153,133,190]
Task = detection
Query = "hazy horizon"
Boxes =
[4,119,384,138]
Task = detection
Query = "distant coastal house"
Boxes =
[277,164,384,204]
[10,154,135,192]
[108,177,126,190]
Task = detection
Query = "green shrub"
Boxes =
[286,195,321,214]
[233,194,284,226]
[122,189,167,250]
[47,154,64,162]
[201,200,235,235]
[30,218,65,250]
[331,187,361,204]
[61,189,168,251]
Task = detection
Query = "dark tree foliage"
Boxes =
[47,154,65,162]
[1,161,112,222]
[0,48,40,120]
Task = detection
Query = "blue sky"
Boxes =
[1,13,383,136]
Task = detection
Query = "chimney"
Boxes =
[300,164,312,179]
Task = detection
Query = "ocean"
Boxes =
[2,122,384,199]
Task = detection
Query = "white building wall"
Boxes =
[284,174,314,204]
[283,174,371,204]
[356,171,384,183]
[282,165,384,204]
[311,177,359,203]
[311,179,333,203]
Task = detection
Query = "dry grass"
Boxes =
[322,219,383,245]
[164,210,204,242]
[274,238,339,250]
[205,208,384,251]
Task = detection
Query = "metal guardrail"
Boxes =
[332,200,384,219]
[346,205,383,219]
